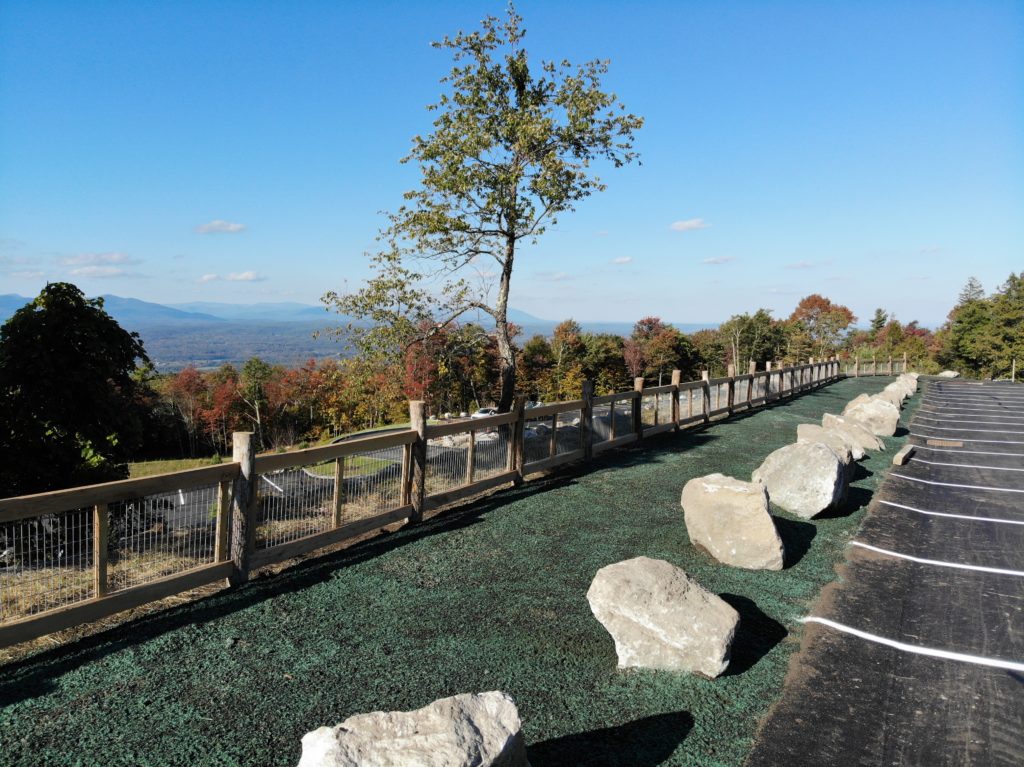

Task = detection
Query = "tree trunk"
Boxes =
[494,237,517,412]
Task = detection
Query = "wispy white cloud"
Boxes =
[226,270,264,282]
[195,219,246,234]
[701,256,734,265]
[10,270,45,279]
[197,270,265,282]
[61,252,136,266]
[70,265,128,278]
[610,256,633,264]
[670,218,709,232]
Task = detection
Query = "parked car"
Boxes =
[470,407,499,419]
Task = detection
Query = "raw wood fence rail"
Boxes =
[0,359,844,648]
[842,352,912,377]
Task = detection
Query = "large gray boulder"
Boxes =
[875,387,905,409]
[844,398,900,437]
[681,474,784,570]
[296,691,528,767]
[822,413,885,453]
[797,423,856,469]
[843,393,872,414]
[586,556,739,677]
[752,442,846,519]
[897,374,918,394]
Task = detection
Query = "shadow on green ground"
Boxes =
[0,378,919,767]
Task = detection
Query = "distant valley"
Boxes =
[0,294,716,371]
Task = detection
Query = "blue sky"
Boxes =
[1,0,1021,327]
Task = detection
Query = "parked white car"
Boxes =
[470,407,499,419]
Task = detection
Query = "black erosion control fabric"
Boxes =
[747,380,1024,767]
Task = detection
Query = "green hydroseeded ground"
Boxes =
[0,378,918,766]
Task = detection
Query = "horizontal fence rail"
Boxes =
[0,359,847,648]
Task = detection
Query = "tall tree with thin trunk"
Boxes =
[324,7,642,411]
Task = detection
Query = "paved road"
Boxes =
[747,379,1024,766]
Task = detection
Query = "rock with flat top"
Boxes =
[876,385,906,408]
[797,423,856,469]
[843,393,872,414]
[296,691,528,767]
[586,556,739,677]
[681,474,784,570]
[752,442,846,519]
[938,370,960,378]
[844,398,900,436]
[821,414,884,457]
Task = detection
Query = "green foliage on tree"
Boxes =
[324,6,642,411]
[719,309,787,371]
[939,273,1022,378]
[0,283,150,496]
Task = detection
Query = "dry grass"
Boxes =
[129,456,225,478]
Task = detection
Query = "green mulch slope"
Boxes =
[0,378,919,767]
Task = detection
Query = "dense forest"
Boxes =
[138,274,1020,459]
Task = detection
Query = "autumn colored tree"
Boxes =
[788,294,856,359]
[162,366,209,457]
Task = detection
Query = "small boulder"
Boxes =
[938,370,960,378]
[586,556,739,677]
[752,442,846,519]
[844,398,900,436]
[681,474,784,570]
[297,691,528,767]
[822,413,885,453]
[797,424,856,469]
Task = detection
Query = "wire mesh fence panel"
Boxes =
[589,404,612,447]
[641,394,658,427]
[0,507,94,622]
[107,484,219,593]
[736,379,749,402]
[657,393,674,424]
[341,446,405,523]
[426,435,469,497]
[717,383,730,409]
[555,410,583,455]
[472,426,511,480]
[523,416,554,464]
[256,465,335,550]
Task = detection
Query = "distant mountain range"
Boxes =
[0,293,716,371]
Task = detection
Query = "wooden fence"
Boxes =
[842,352,911,377]
[0,359,843,649]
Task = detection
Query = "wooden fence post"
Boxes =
[670,370,681,431]
[701,370,711,422]
[902,351,908,374]
[633,377,645,439]
[93,504,108,598]
[229,431,256,587]
[872,354,877,376]
[854,357,860,377]
[409,401,427,523]
[888,355,893,376]
[726,363,736,414]
[748,359,756,375]
[581,381,595,461]
[511,395,528,483]
[765,362,774,401]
